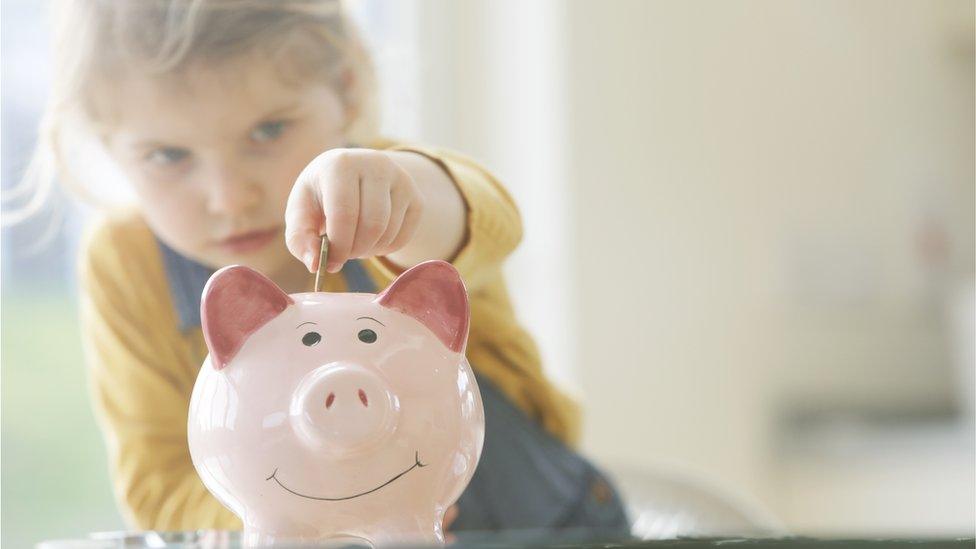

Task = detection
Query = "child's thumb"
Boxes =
[284,183,325,272]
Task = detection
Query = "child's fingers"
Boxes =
[321,176,360,273]
[348,179,391,260]
[374,185,410,255]
[284,182,324,272]
[384,197,424,254]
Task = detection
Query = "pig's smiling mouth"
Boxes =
[265,451,427,501]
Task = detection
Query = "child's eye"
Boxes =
[250,120,289,143]
[145,147,190,166]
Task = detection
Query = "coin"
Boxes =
[314,234,329,292]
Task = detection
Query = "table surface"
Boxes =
[35,530,976,549]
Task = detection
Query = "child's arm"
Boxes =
[284,145,513,280]
[78,220,241,531]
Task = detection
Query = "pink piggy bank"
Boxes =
[187,260,485,547]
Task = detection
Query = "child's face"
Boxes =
[104,55,348,278]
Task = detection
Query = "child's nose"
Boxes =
[205,164,261,215]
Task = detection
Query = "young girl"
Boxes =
[33,0,629,538]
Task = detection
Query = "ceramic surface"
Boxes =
[188,261,484,547]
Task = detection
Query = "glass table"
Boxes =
[35,530,975,549]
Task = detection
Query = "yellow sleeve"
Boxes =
[78,216,241,531]
[366,143,523,291]
[362,143,582,445]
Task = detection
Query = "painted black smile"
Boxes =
[266,451,427,501]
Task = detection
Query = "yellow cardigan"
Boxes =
[78,144,580,530]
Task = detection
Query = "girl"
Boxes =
[30,0,630,539]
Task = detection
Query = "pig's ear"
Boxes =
[201,265,293,370]
[375,260,469,353]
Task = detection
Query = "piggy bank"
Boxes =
[187,260,485,547]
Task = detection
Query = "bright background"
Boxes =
[2,1,974,547]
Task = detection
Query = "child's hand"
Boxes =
[285,148,425,273]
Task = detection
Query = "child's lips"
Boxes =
[217,226,281,254]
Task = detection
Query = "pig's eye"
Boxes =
[302,332,322,346]
[357,329,377,344]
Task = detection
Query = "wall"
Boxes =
[564,0,973,530]
[409,0,974,534]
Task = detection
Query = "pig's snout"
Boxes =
[290,362,399,455]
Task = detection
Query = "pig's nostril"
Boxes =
[325,392,335,409]
[358,389,368,407]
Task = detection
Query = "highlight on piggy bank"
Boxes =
[187,260,485,547]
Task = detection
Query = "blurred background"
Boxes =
[2,0,973,546]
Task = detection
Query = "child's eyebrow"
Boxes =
[253,102,302,121]
[130,138,175,151]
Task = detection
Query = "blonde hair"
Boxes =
[6,0,378,223]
